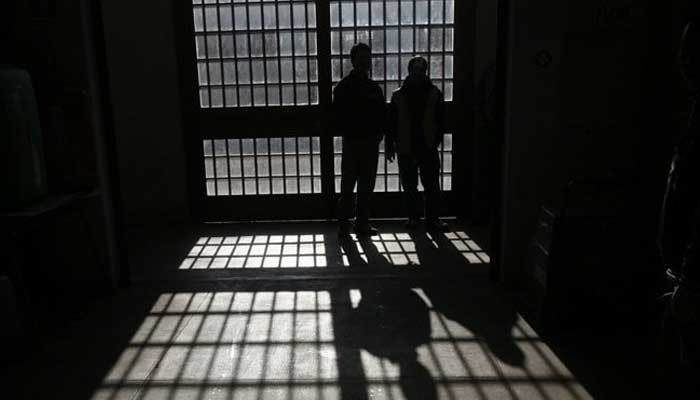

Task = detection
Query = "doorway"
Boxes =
[176,1,469,222]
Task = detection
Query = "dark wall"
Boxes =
[101,0,189,225]
[500,0,688,286]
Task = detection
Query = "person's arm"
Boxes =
[435,89,446,148]
[386,93,398,161]
[332,83,345,136]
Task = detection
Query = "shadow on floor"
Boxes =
[127,220,492,281]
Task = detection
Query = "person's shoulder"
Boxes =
[368,78,383,91]
[390,87,403,102]
[334,76,350,94]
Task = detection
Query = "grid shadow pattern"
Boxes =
[330,0,455,102]
[180,234,328,269]
[442,231,490,264]
[334,133,452,193]
[192,0,319,108]
[91,289,592,400]
[204,137,322,196]
[340,230,488,266]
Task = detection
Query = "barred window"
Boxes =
[192,0,319,108]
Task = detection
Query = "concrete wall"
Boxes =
[101,0,189,225]
[500,0,686,286]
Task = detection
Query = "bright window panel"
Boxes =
[193,0,319,108]
[204,136,322,196]
[330,0,455,102]
[333,133,453,193]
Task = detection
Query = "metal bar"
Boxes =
[245,0,254,106]
[442,0,447,94]
[295,137,301,194]
[398,0,401,79]
[268,137,273,195]
[353,0,357,43]
[282,134,287,194]
[275,1,283,106]
[383,0,388,191]
[339,0,344,76]
[260,1,269,106]
[304,1,311,105]
[317,0,335,204]
[230,2,241,106]
[253,137,259,195]
[215,1,226,107]
[226,138,233,196]
[201,5,212,108]
[239,138,247,195]
[290,2,298,105]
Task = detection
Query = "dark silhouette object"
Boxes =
[387,57,448,231]
[659,18,700,367]
[334,43,386,236]
[339,235,437,400]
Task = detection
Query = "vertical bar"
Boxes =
[290,1,298,105]
[282,134,288,194]
[295,137,301,194]
[231,2,242,106]
[412,0,416,58]
[368,0,373,79]
[305,1,311,105]
[397,0,401,79]
[253,137,259,195]
[275,1,284,106]
[214,140,221,196]
[245,0,254,107]
[383,0,388,191]
[260,0,269,106]
[339,1,344,76]
[442,0,447,94]
[226,138,233,195]
[268,137,273,195]
[317,0,335,203]
[201,4,212,108]
[353,0,358,43]
[216,1,226,107]
[239,139,246,195]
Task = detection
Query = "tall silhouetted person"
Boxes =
[387,57,448,231]
[659,15,700,367]
[334,43,386,236]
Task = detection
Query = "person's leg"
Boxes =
[337,138,359,224]
[356,138,379,229]
[419,149,443,224]
[398,155,421,222]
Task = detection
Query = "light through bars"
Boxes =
[193,0,319,108]
[334,133,452,193]
[330,0,455,101]
[180,235,328,269]
[204,137,322,196]
[91,289,591,400]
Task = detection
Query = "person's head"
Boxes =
[408,57,428,79]
[350,43,371,73]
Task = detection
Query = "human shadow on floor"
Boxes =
[337,232,438,400]
[407,230,526,368]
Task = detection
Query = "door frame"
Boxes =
[172,0,475,222]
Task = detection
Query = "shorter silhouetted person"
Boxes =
[334,43,386,236]
[387,57,448,231]
[659,17,700,367]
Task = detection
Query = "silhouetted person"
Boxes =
[659,17,700,367]
[387,57,448,231]
[334,43,386,236]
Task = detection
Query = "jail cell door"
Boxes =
[178,1,469,221]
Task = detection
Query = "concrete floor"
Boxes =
[1,221,604,399]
